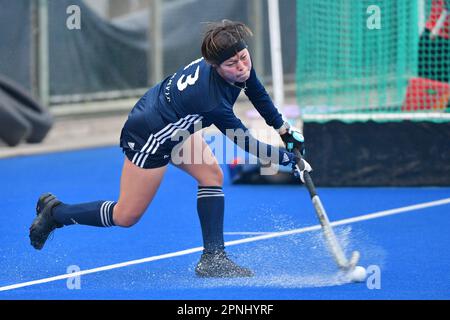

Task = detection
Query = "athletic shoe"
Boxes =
[29,193,63,250]
[195,251,254,278]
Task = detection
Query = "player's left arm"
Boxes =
[244,68,285,130]
[244,68,306,156]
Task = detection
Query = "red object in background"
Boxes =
[425,0,449,39]
[229,157,242,169]
[402,77,450,111]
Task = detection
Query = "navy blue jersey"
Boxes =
[146,58,284,129]
[127,58,286,165]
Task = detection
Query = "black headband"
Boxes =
[216,40,248,65]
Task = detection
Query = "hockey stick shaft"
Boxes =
[294,150,358,270]
[297,168,349,268]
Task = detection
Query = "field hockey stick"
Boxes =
[293,149,360,271]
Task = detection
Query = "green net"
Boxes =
[296,0,450,121]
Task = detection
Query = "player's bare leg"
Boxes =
[113,158,167,227]
[30,158,167,249]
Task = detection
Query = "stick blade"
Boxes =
[346,250,360,271]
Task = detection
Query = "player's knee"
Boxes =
[115,215,141,228]
[214,166,224,185]
[113,206,143,228]
[199,165,223,186]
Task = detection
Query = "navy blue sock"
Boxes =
[52,201,116,227]
[197,186,225,253]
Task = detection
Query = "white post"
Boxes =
[148,0,163,86]
[267,0,284,109]
[250,0,264,77]
[38,0,49,106]
[418,0,425,36]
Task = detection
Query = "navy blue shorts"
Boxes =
[120,97,204,169]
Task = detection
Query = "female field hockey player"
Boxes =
[29,20,311,278]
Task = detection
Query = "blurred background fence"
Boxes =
[0,0,297,107]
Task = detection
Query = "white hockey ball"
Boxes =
[349,266,367,282]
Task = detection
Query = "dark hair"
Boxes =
[201,20,253,65]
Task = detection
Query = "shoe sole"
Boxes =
[195,268,254,278]
[195,272,254,278]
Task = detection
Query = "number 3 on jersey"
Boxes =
[177,58,202,91]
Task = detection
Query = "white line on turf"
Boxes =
[224,231,274,235]
[1,197,449,292]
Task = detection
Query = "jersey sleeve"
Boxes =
[202,104,286,164]
[244,68,285,130]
